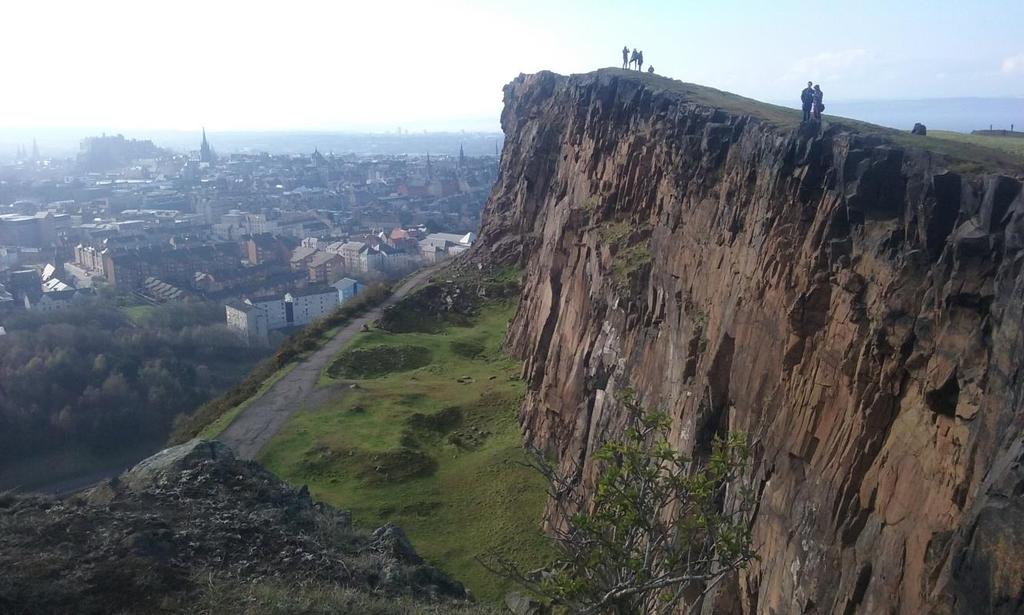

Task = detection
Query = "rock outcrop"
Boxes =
[0,440,474,614]
[473,69,1024,614]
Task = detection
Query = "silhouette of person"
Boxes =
[812,85,824,121]
[637,50,644,72]
[800,81,814,123]
[647,65,655,74]
[630,48,638,69]
[622,46,630,69]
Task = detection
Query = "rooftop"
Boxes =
[287,286,337,298]
[308,251,342,268]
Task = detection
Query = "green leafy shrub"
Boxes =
[485,389,756,614]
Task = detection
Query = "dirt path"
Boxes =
[218,264,445,460]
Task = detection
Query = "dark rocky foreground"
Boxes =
[0,440,480,615]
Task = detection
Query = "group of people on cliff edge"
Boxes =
[801,82,825,122]
[622,46,654,74]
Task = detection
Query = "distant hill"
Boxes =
[0,128,505,161]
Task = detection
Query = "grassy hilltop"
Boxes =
[589,68,1024,174]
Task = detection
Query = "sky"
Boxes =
[1,0,1022,133]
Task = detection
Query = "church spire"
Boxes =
[458,143,465,169]
[199,127,214,163]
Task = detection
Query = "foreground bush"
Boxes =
[486,389,756,614]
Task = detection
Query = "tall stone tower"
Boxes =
[199,128,215,163]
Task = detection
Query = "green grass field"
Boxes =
[259,300,551,603]
[929,130,1024,163]
[121,304,156,322]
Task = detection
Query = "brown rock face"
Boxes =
[472,70,1024,614]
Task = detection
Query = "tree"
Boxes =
[487,390,756,614]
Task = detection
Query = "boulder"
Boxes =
[912,122,927,135]
[371,522,423,564]
[120,439,232,492]
[505,591,550,615]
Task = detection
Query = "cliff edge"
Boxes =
[473,68,1024,614]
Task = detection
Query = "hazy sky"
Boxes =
[2,0,1022,132]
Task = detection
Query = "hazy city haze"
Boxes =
[3,0,1022,132]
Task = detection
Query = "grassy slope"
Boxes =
[930,130,1024,161]
[590,68,1024,174]
[258,300,550,603]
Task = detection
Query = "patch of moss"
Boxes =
[406,407,464,433]
[358,448,438,484]
[597,221,632,245]
[596,221,653,288]
[299,444,438,485]
[612,242,653,286]
[327,344,432,379]
[450,339,486,359]
[579,196,601,212]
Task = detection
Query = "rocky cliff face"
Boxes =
[473,69,1024,614]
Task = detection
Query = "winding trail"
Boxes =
[218,264,445,460]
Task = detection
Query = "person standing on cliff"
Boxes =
[801,81,815,122]
[647,65,655,74]
[622,46,630,69]
[812,84,825,121]
[630,48,638,69]
[637,50,644,72]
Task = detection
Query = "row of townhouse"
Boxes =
[225,278,363,344]
[289,240,417,282]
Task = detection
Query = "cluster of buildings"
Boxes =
[225,278,362,344]
[0,131,492,336]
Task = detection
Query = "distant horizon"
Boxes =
[2,93,1021,134]
[2,93,1020,161]
[2,94,1020,137]
[0,128,508,161]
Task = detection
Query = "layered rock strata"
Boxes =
[473,69,1024,614]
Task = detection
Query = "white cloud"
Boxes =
[1001,53,1024,75]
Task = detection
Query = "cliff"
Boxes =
[473,69,1024,614]
[0,440,480,615]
